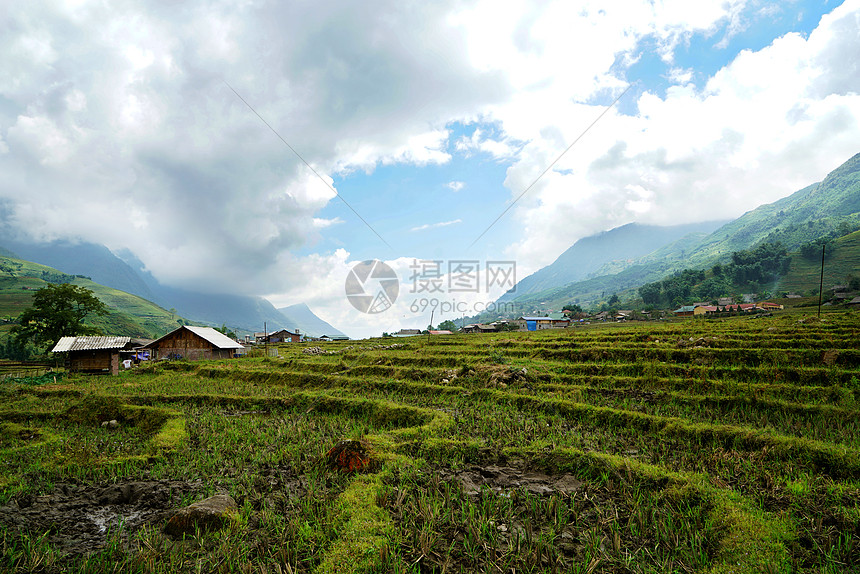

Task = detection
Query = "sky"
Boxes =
[1,0,859,338]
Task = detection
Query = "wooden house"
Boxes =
[51,336,135,375]
[464,323,498,333]
[673,305,696,317]
[143,326,244,361]
[693,305,719,316]
[262,329,302,343]
[392,329,422,337]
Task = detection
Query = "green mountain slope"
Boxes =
[499,221,728,302]
[778,230,860,295]
[501,152,860,313]
[0,255,184,341]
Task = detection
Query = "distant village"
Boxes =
[49,325,348,377]
[48,284,860,377]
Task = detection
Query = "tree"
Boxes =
[608,293,620,306]
[437,319,458,332]
[562,303,583,314]
[216,323,238,339]
[12,284,108,349]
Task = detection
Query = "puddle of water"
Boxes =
[86,507,144,534]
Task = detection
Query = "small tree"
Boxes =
[12,283,108,349]
[437,319,458,332]
[216,323,238,339]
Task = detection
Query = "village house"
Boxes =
[463,323,498,334]
[717,297,734,306]
[51,336,138,375]
[428,330,453,335]
[518,316,571,331]
[722,303,758,312]
[392,329,422,337]
[672,305,696,317]
[261,329,301,343]
[143,326,244,361]
[758,302,784,311]
[693,305,719,316]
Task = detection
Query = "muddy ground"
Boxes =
[439,463,583,496]
[0,462,310,559]
[0,480,204,556]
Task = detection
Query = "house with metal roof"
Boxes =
[518,316,571,331]
[672,305,696,317]
[143,326,244,361]
[51,336,135,375]
[391,329,422,337]
[261,329,302,343]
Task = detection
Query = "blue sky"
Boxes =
[1,0,859,337]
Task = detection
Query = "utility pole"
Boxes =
[427,310,434,343]
[818,245,826,318]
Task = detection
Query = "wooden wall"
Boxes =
[150,330,235,360]
[69,350,119,375]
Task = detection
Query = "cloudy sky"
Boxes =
[2,0,859,337]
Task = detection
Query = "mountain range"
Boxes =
[489,152,860,315]
[0,239,347,339]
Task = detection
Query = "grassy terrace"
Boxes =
[1,313,859,572]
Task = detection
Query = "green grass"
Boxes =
[0,313,858,572]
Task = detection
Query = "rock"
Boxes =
[163,494,238,537]
[822,349,840,366]
[100,419,119,429]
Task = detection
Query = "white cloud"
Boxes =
[1,0,858,322]
[411,219,462,232]
[500,0,860,274]
[447,181,465,192]
[268,250,517,338]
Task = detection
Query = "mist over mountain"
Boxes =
[277,303,348,339]
[0,238,345,336]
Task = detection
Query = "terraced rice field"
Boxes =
[1,313,859,572]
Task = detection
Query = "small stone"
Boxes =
[164,494,238,537]
[108,420,119,429]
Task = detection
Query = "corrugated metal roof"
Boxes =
[51,336,132,353]
[184,326,244,349]
[144,326,244,349]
